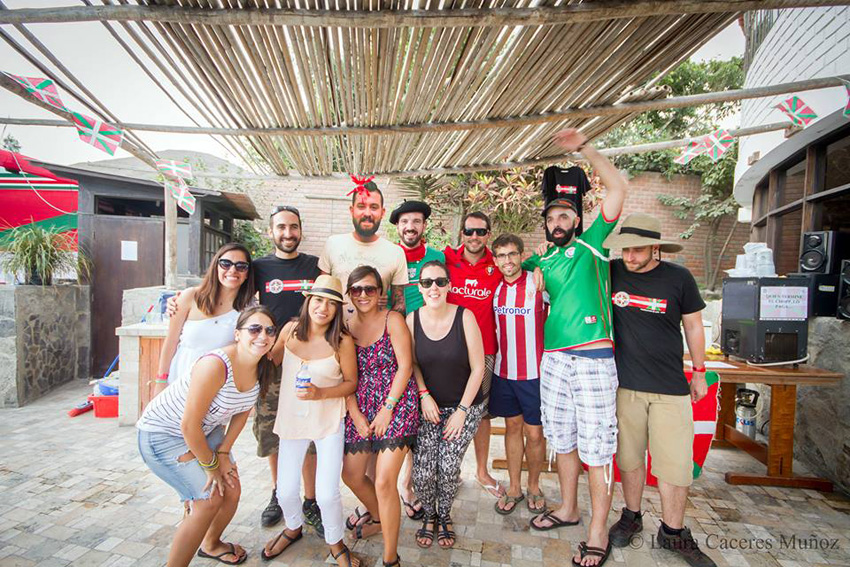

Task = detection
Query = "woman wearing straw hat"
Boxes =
[261,275,361,567]
[603,213,716,567]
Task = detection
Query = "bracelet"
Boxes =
[216,450,230,455]
[154,379,168,384]
[418,388,429,394]
[419,392,432,401]
[386,395,400,404]
[156,372,169,381]
[457,404,469,414]
[198,453,219,470]
[692,366,706,373]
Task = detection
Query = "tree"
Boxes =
[2,133,21,153]
[600,57,745,289]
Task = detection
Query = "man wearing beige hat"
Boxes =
[603,213,715,567]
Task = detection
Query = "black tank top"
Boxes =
[414,306,483,408]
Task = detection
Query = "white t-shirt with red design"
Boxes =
[493,270,546,380]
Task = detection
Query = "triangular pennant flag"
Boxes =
[840,78,850,119]
[674,140,707,165]
[775,96,818,126]
[165,178,197,215]
[3,72,66,111]
[700,129,735,163]
[70,112,123,156]
[155,159,193,181]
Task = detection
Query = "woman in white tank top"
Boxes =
[154,243,256,396]
[137,305,278,567]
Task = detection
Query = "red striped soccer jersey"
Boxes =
[493,270,546,380]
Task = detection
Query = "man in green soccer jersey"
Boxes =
[389,199,445,520]
[524,129,627,567]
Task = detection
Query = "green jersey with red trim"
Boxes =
[523,212,619,351]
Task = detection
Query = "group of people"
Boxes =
[136,128,715,567]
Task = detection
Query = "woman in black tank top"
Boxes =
[405,261,486,551]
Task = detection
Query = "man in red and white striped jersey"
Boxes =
[489,233,548,515]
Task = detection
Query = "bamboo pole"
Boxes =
[0,1,847,27]
[2,76,842,139]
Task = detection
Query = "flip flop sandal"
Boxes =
[571,540,612,567]
[260,529,303,561]
[437,514,456,549]
[527,491,546,514]
[353,518,381,540]
[476,478,505,498]
[198,542,247,565]
[530,510,581,531]
[415,514,437,549]
[345,506,371,530]
[383,555,401,567]
[331,543,359,567]
[401,496,425,520]
[494,493,525,515]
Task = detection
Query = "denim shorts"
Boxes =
[138,426,234,502]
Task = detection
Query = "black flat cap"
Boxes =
[390,200,432,225]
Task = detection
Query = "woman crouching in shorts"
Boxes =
[137,305,277,567]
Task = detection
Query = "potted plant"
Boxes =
[0,224,89,285]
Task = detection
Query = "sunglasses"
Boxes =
[218,258,250,272]
[238,324,277,337]
[463,227,489,237]
[271,205,301,218]
[419,277,450,288]
[349,285,379,298]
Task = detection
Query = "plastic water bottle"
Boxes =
[294,364,311,418]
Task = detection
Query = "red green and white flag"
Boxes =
[700,129,735,162]
[674,140,707,165]
[3,72,66,110]
[70,112,123,156]
[165,178,196,215]
[155,159,193,181]
[840,79,850,118]
[775,96,818,126]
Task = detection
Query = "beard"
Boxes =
[275,235,300,254]
[354,216,381,238]
[400,229,422,248]
[546,225,575,248]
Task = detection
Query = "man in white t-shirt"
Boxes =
[319,178,408,318]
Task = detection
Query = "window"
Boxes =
[824,136,850,191]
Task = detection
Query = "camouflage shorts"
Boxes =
[253,365,317,458]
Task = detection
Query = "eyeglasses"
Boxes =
[419,277,450,288]
[349,285,379,298]
[218,259,250,272]
[238,324,277,337]
[494,251,521,262]
[463,227,489,237]
[271,205,301,219]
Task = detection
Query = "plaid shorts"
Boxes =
[539,350,618,467]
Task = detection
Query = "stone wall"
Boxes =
[0,285,91,408]
[795,318,850,494]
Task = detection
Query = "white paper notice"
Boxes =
[759,286,808,320]
[121,240,138,262]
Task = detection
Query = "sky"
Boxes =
[0,4,746,169]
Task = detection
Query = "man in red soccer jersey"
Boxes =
[443,211,505,498]
[489,233,547,515]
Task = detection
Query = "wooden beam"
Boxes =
[0,76,845,138]
[0,1,846,28]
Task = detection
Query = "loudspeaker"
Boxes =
[838,260,850,320]
[788,273,840,317]
[799,231,850,274]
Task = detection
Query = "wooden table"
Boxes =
[702,354,843,492]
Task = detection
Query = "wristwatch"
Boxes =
[384,400,396,411]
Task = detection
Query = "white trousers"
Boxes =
[275,421,345,545]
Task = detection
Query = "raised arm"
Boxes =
[154,287,196,395]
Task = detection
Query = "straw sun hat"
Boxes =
[303,274,344,302]
[602,213,683,253]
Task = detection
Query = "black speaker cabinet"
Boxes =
[838,260,850,320]
[721,277,809,363]
[788,272,840,317]
[799,231,850,274]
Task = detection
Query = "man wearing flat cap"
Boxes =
[604,213,715,567]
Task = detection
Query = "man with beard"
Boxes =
[388,200,444,520]
[319,179,408,317]
[443,211,505,500]
[523,128,626,567]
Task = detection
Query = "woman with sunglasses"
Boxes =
[406,261,486,550]
[340,266,418,567]
[262,275,361,567]
[137,305,278,567]
[154,242,255,397]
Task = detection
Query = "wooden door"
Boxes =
[91,216,163,375]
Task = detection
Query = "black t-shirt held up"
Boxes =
[611,259,705,396]
[252,253,320,328]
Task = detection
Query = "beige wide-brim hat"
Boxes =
[603,212,683,253]
[303,274,344,302]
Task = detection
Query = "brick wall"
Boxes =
[240,171,750,288]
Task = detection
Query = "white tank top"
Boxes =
[167,310,238,385]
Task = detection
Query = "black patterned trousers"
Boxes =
[412,402,484,518]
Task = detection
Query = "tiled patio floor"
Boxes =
[1,381,849,567]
